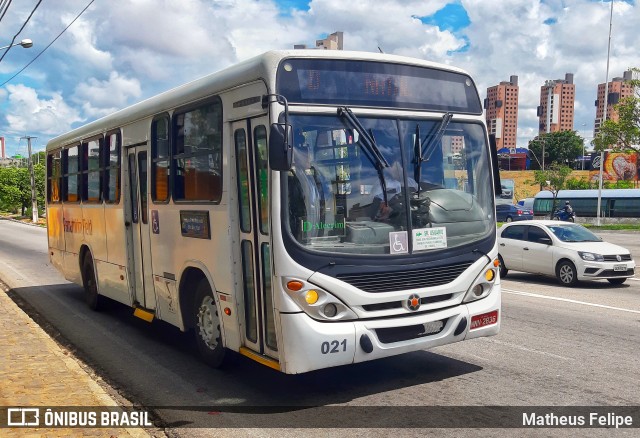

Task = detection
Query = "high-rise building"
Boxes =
[537,73,575,134]
[485,75,519,150]
[294,31,344,50]
[0,137,5,159]
[594,70,634,137]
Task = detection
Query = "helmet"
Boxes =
[565,201,570,204]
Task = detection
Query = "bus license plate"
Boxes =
[470,310,498,330]
[613,264,627,272]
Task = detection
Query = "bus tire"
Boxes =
[556,260,578,286]
[193,279,227,368]
[82,255,103,311]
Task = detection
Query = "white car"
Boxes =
[498,220,636,286]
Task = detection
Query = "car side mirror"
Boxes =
[268,123,293,171]
[539,237,552,245]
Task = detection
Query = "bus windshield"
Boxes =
[284,114,494,255]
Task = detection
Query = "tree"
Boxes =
[592,67,640,153]
[0,164,45,216]
[528,130,585,169]
[531,164,573,218]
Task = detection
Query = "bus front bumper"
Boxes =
[278,285,501,374]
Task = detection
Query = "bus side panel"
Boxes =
[61,204,84,285]
[95,260,131,305]
[82,204,107,261]
[47,204,65,273]
[104,204,126,265]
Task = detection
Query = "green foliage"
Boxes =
[0,163,45,216]
[528,131,585,169]
[532,164,573,218]
[592,67,640,153]
[565,177,598,190]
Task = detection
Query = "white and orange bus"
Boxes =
[46,50,502,374]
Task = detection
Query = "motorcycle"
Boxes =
[553,209,575,222]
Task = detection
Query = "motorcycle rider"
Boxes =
[563,200,573,216]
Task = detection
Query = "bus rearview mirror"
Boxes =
[269,123,293,171]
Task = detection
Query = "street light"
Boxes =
[581,122,587,170]
[597,0,614,227]
[0,38,33,51]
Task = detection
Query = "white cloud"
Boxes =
[3,84,84,135]
[73,71,142,118]
[0,0,639,153]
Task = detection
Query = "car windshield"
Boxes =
[284,113,494,255]
[547,224,601,242]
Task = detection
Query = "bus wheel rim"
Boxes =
[197,296,219,350]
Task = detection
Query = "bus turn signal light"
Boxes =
[287,280,304,291]
[224,307,231,316]
[493,259,500,267]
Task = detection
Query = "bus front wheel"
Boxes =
[193,279,227,368]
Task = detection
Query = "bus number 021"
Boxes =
[321,339,347,354]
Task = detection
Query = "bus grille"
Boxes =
[336,262,473,293]
[362,294,453,311]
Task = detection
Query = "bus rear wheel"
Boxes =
[193,279,227,368]
[82,255,103,310]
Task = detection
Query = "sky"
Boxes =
[1,0,639,158]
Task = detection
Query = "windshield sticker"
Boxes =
[301,215,346,236]
[413,227,447,251]
[389,231,408,254]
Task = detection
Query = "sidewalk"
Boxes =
[0,280,156,437]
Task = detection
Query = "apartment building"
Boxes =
[485,75,519,150]
[594,70,634,137]
[537,73,575,134]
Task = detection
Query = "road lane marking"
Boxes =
[477,338,571,361]
[503,288,640,314]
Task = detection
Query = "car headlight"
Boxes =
[578,251,604,262]
[284,278,358,321]
[463,259,498,304]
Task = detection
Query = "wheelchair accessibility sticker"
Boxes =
[389,231,408,254]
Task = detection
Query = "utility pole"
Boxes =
[21,136,39,223]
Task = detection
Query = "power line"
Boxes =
[0,0,13,25]
[0,0,42,63]
[0,0,96,87]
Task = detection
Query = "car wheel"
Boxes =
[82,254,103,310]
[193,278,228,368]
[505,216,513,223]
[498,255,508,278]
[607,278,627,285]
[556,260,578,286]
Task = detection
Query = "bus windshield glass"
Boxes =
[285,114,494,255]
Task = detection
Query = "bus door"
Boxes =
[232,117,277,359]
[124,145,156,310]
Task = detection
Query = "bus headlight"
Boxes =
[284,278,358,321]
[463,262,497,304]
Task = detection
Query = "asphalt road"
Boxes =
[0,219,638,437]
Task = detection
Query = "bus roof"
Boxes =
[534,189,640,199]
[46,50,474,151]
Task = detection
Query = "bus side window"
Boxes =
[172,99,222,203]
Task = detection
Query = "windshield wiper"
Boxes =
[414,112,453,196]
[337,107,390,203]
